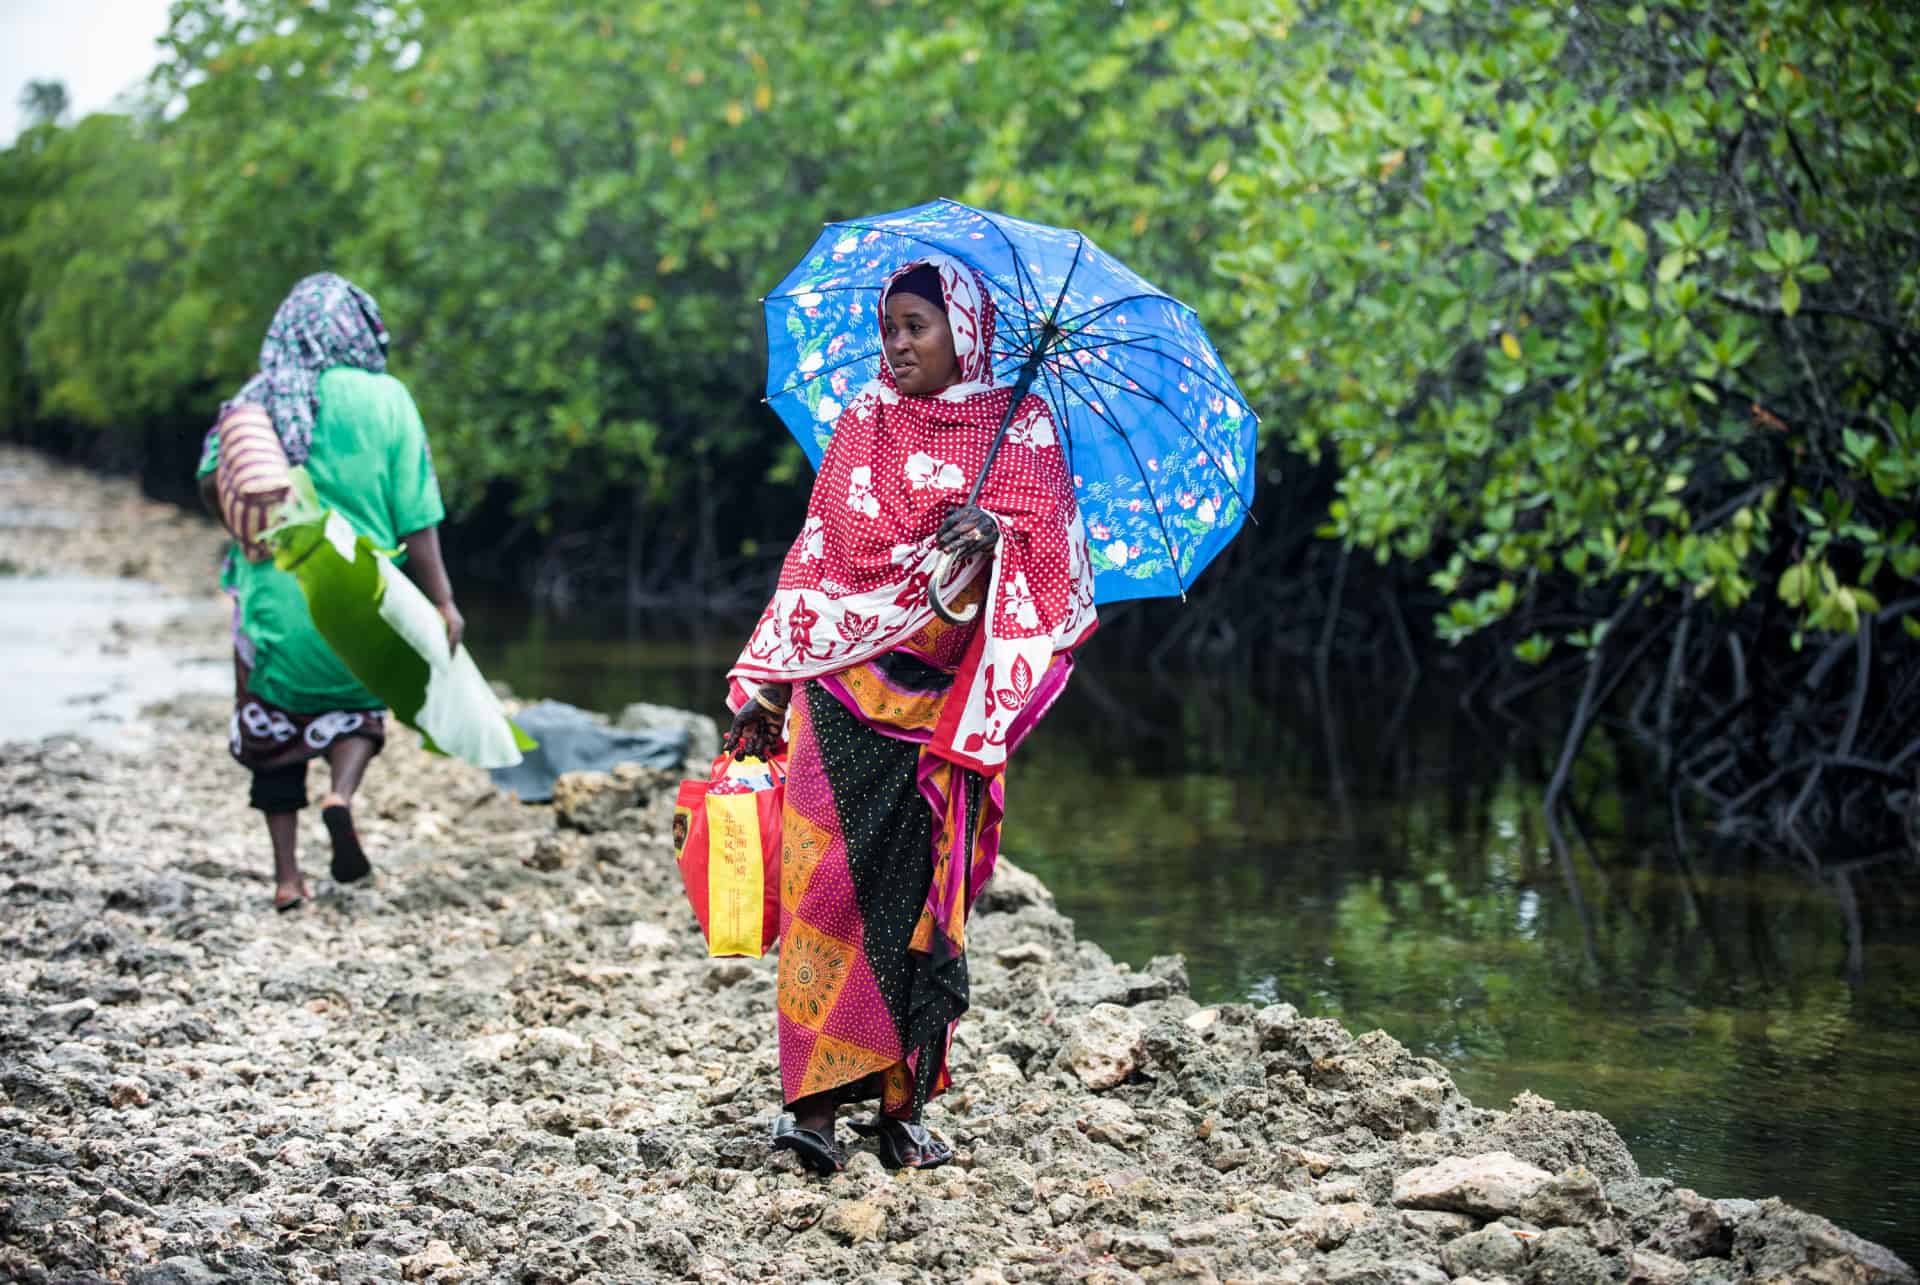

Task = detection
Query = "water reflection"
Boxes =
[460,598,1920,1262]
[1015,674,1920,1263]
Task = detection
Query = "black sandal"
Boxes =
[322,805,372,884]
[771,1114,846,1175]
[848,1115,953,1170]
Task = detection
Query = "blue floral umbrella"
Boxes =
[762,198,1257,607]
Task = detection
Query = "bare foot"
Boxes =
[273,879,310,913]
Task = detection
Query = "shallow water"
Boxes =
[463,596,1920,1261]
[0,574,230,746]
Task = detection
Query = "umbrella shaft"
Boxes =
[964,340,1051,511]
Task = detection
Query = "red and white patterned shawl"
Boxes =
[728,255,1097,774]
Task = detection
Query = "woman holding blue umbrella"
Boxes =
[725,255,1097,1173]
[727,200,1254,1174]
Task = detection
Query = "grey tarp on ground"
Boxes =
[487,699,689,802]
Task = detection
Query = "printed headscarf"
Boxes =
[728,255,1097,775]
[224,272,389,465]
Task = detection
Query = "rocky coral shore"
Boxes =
[2,447,1914,1285]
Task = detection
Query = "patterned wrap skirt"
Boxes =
[228,605,385,775]
[774,601,1072,1121]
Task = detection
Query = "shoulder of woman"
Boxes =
[318,368,419,417]
[317,366,407,396]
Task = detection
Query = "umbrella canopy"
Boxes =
[763,198,1256,605]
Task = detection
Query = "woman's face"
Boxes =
[883,291,959,396]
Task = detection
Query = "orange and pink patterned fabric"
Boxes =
[773,592,1071,1119]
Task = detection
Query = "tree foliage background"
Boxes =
[4,0,1918,857]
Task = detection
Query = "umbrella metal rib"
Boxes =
[1054,288,1200,333]
[1031,355,1082,481]
[984,329,1254,514]
[970,227,1090,501]
[761,283,879,301]
[826,219,1032,327]
[1046,359,1193,598]
[941,198,1047,342]
[1046,330,1260,425]
[763,342,884,403]
[1042,230,1091,329]
[1054,344,1256,518]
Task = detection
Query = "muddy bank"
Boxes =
[1,447,1913,1285]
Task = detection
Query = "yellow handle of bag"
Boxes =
[705,791,766,958]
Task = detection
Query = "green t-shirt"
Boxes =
[200,368,447,713]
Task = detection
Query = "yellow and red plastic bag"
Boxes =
[673,752,785,958]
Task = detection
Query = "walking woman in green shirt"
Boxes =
[197,274,463,912]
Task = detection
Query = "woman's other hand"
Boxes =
[437,599,466,651]
[936,506,1000,560]
[401,524,462,656]
[724,686,788,759]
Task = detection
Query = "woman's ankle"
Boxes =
[790,1097,836,1133]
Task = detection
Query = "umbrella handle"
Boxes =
[928,550,979,625]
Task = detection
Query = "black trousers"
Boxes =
[248,762,308,814]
